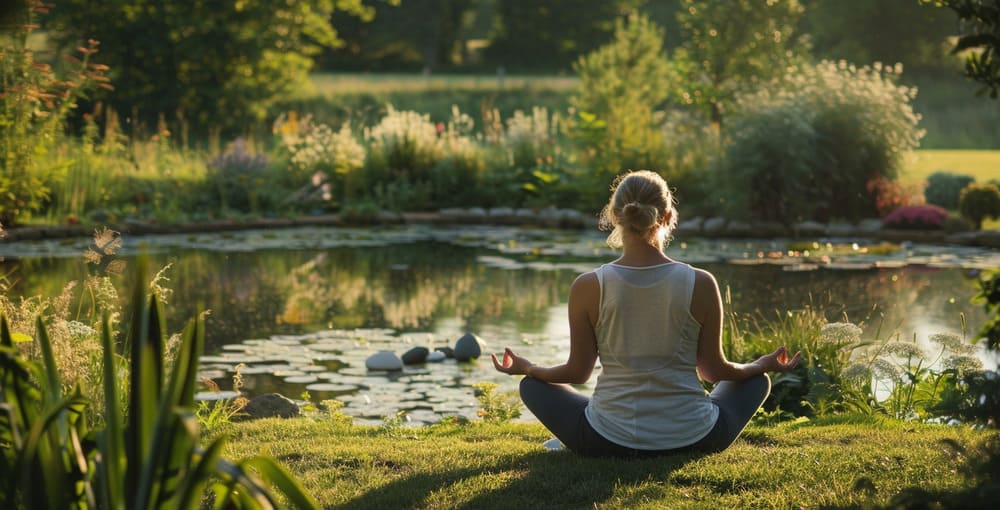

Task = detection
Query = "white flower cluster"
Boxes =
[365,106,443,162]
[821,322,863,345]
[66,320,97,341]
[286,121,365,176]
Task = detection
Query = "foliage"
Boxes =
[925,171,977,208]
[323,0,469,72]
[207,138,272,213]
[196,364,249,432]
[674,0,809,130]
[0,1,108,226]
[807,0,957,72]
[719,61,924,223]
[44,0,371,135]
[0,259,319,509]
[471,382,521,423]
[958,182,1000,228]
[866,176,927,217]
[570,13,677,210]
[934,0,1000,98]
[882,204,949,229]
[972,270,1000,351]
[273,112,366,211]
[484,0,632,72]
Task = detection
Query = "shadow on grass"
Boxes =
[331,448,704,510]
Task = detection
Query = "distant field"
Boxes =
[309,72,578,95]
[904,150,1000,182]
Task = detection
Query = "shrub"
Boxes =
[0,3,108,226]
[722,61,924,223]
[958,182,1000,229]
[570,13,678,211]
[207,138,272,213]
[925,171,976,209]
[274,112,366,211]
[882,204,949,230]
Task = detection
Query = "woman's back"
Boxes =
[585,261,719,450]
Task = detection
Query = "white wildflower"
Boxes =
[821,322,863,344]
[943,355,983,374]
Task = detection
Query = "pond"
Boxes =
[2,225,997,425]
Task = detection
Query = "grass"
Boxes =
[308,72,578,96]
[904,150,1000,183]
[217,414,995,509]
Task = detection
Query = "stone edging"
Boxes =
[2,209,999,249]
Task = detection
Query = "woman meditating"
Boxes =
[492,170,800,457]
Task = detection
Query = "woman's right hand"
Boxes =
[755,346,801,373]
[491,347,534,376]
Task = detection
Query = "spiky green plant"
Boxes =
[0,258,319,509]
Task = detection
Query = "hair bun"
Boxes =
[621,201,658,232]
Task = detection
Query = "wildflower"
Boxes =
[882,342,925,360]
[929,332,976,355]
[841,364,871,384]
[821,322,863,344]
[871,358,901,381]
[942,355,983,374]
[66,320,97,340]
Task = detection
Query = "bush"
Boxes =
[882,204,949,230]
[207,138,272,213]
[925,171,976,209]
[721,61,924,223]
[958,182,1000,229]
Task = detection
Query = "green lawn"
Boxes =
[905,150,1000,183]
[218,414,995,509]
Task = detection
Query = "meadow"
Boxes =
[217,413,997,509]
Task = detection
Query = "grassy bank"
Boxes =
[217,414,995,509]
[904,150,1000,183]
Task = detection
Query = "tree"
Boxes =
[674,0,809,130]
[932,0,1000,97]
[44,0,372,136]
[321,0,473,72]
[484,0,637,72]
[804,0,956,72]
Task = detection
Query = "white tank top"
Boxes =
[584,262,719,450]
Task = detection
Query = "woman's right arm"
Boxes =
[692,269,800,383]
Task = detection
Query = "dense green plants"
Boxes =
[207,138,273,214]
[570,13,681,210]
[934,0,1000,98]
[471,382,522,424]
[0,260,318,509]
[0,1,108,227]
[958,182,1000,229]
[925,171,977,208]
[718,60,924,223]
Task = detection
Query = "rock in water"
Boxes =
[434,346,455,358]
[401,346,429,365]
[453,333,484,361]
[366,350,404,371]
[243,393,300,419]
[426,351,447,362]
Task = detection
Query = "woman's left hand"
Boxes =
[491,347,534,376]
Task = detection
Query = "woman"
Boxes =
[492,170,800,457]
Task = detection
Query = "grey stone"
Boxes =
[678,216,704,232]
[826,222,854,236]
[702,217,727,234]
[242,393,300,419]
[857,218,884,232]
[453,333,484,361]
[365,350,404,371]
[793,221,826,236]
[426,351,447,362]
[401,346,429,365]
[726,220,752,235]
[488,207,514,218]
[434,346,455,358]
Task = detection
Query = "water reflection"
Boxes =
[1,226,996,424]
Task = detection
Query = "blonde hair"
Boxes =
[598,170,677,249]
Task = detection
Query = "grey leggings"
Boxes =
[519,374,771,458]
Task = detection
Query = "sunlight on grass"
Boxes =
[309,72,579,96]
[905,150,1000,183]
[217,415,995,509]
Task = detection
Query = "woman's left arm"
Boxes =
[492,272,599,384]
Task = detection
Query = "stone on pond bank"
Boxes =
[366,350,404,371]
[426,351,447,362]
[242,393,299,419]
[401,346,429,365]
[454,333,484,361]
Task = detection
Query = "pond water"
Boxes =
[2,225,997,425]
